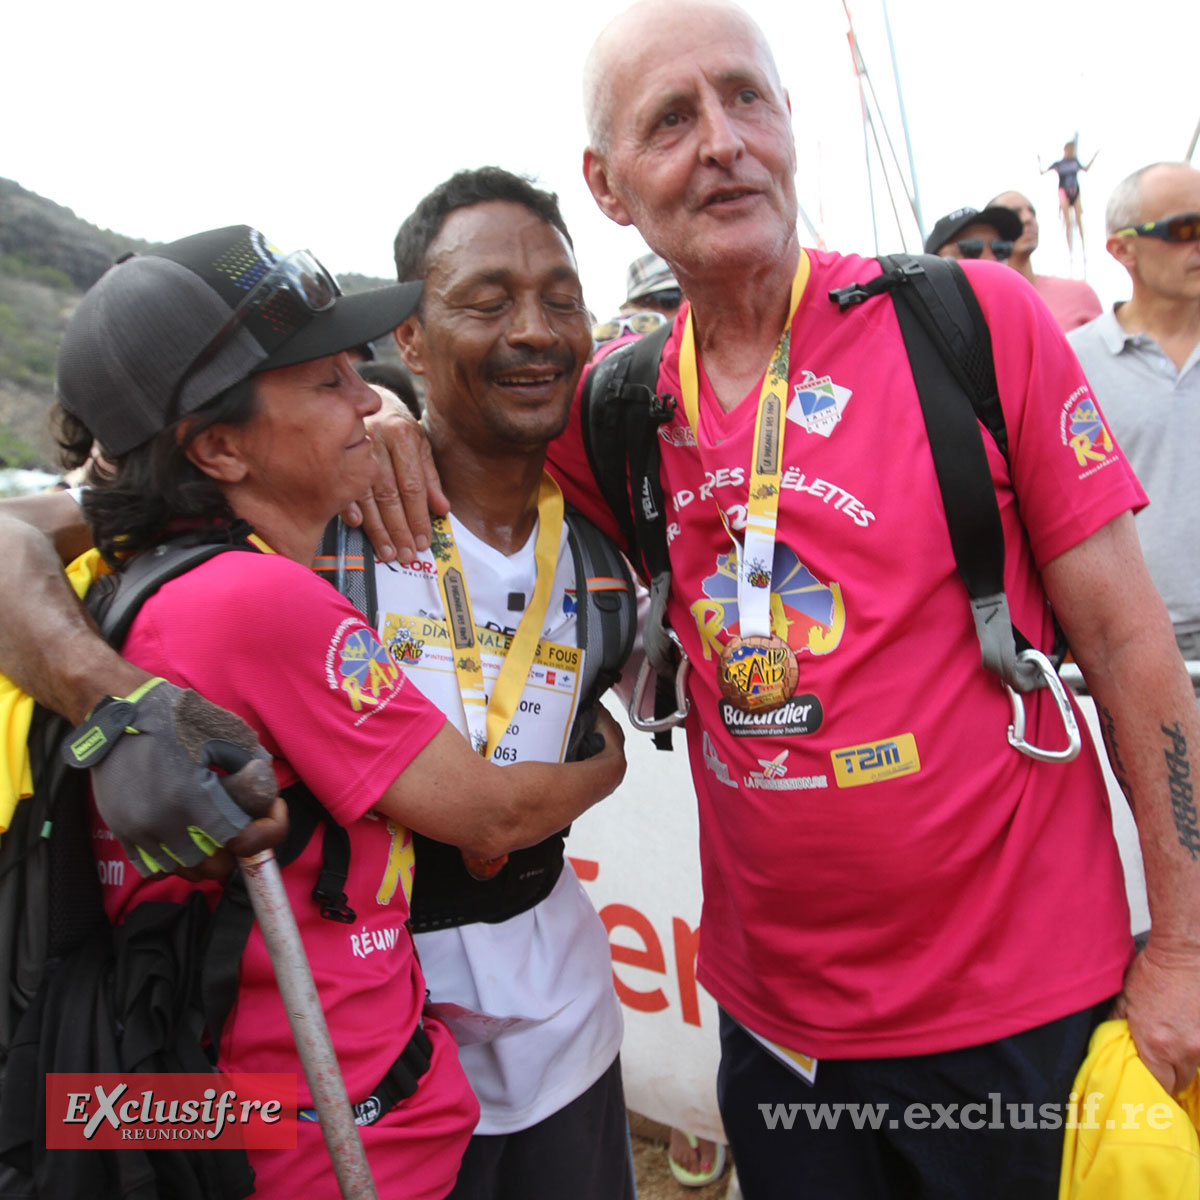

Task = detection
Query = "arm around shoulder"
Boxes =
[0,509,148,722]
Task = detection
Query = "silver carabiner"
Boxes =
[1005,649,1081,763]
[628,633,691,733]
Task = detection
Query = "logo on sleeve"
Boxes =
[788,371,853,437]
[1060,387,1116,478]
[325,617,405,720]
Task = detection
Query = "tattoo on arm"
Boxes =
[1099,705,1132,800]
[1162,721,1200,862]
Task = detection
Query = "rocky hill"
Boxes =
[0,179,393,476]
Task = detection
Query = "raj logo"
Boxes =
[326,618,404,719]
[788,370,852,438]
[692,544,846,664]
[1060,388,1114,471]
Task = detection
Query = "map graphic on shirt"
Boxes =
[696,543,845,657]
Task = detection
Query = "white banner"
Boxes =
[568,707,726,1143]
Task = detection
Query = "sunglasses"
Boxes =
[954,237,1014,261]
[592,310,668,344]
[1113,212,1200,242]
[167,249,340,422]
[636,287,684,312]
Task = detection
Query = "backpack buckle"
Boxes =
[648,393,677,424]
[1004,650,1081,763]
[629,631,692,733]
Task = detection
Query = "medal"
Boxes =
[679,254,812,714]
[718,634,798,712]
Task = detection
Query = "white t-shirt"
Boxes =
[374,515,622,1134]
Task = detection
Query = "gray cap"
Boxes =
[625,251,679,304]
[57,225,422,455]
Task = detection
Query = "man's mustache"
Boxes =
[485,348,576,378]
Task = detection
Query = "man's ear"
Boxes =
[584,148,633,227]
[393,315,427,375]
[182,423,249,483]
[1107,233,1137,273]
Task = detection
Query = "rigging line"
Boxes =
[842,5,880,257]
[796,200,822,245]
[858,54,920,232]
[862,83,879,256]
[881,0,925,241]
[848,30,880,256]
[863,101,908,252]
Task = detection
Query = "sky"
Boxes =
[3,0,1196,318]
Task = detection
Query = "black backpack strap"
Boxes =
[90,530,261,645]
[563,509,636,762]
[831,254,1050,693]
[579,322,675,584]
[579,324,686,748]
[313,517,379,629]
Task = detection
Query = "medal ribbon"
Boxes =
[677,253,810,637]
[432,472,565,758]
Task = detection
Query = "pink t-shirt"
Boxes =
[91,549,477,1199]
[551,251,1144,1059]
[1034,273,1102,332]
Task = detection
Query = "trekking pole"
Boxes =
[239,849,378,1200]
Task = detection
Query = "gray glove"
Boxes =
[61,676,279,876]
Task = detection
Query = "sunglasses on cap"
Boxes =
[953,237,1014,261]
[1113,213,1200,242]
[592,310,668,345]
[167,248,340,421]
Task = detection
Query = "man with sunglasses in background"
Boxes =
[924,204,1022,261]
[989,189,1102,330]
[1068,162,1200,660]
[591,250,683,346]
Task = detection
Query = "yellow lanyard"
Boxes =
[432,473,565,758]
[677,253,810,637]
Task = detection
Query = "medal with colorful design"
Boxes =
[678,254,810,713]
[717,634,799,711]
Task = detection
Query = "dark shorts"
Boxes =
[716,1000,1112,1200]
[444,1053,635,1200]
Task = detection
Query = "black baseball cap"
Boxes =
[57,225,422,455]
[924,206,1023,256]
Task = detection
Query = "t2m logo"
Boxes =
[831,733,920,788]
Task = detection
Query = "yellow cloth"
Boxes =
[0,549,108,833]
[1060,1018,1200,1199]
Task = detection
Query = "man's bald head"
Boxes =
[1106,162,1194,235]
[583,0,783,154]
